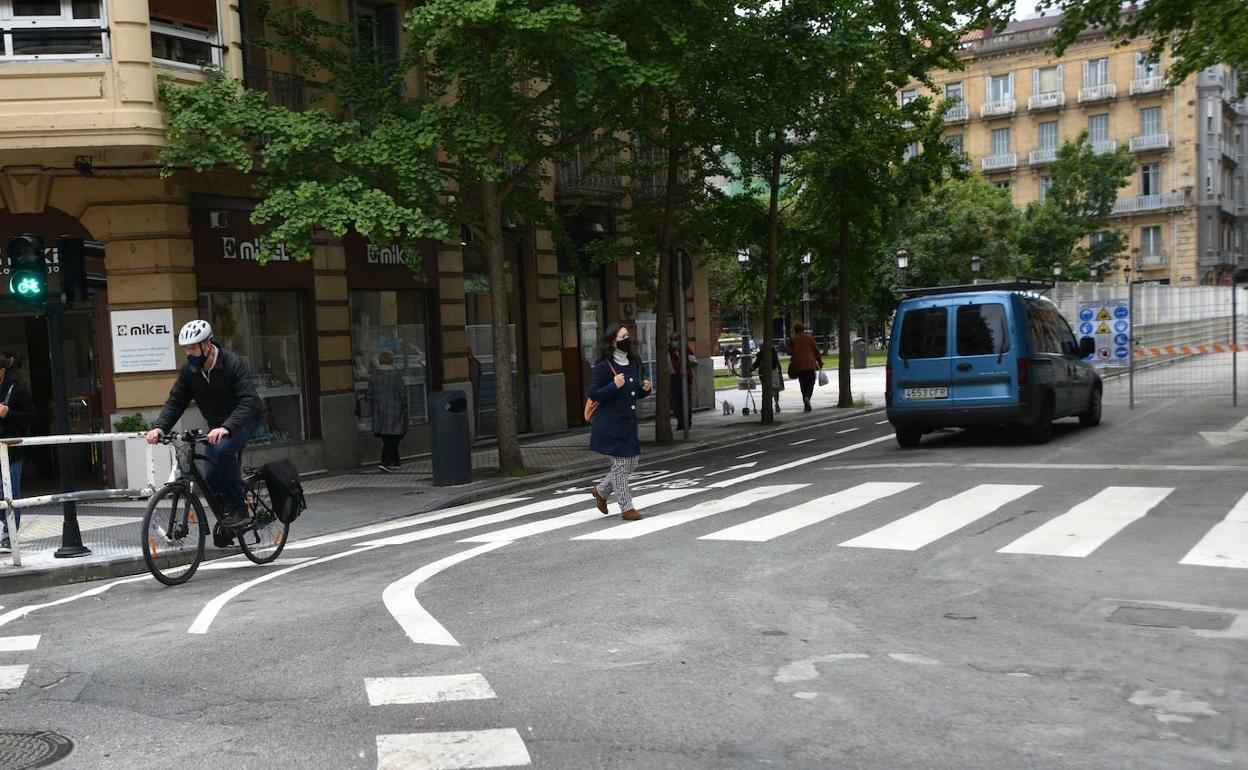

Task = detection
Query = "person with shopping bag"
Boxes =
[751,344,785,412]
[787,323,823,412]
[587,323,651,521]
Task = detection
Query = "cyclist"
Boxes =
[146,320,263,530]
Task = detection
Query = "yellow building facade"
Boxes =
[0,0,710,486]
[914,16,1247,285]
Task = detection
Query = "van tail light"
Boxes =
[886,364,893,392]
[1016,358,1028,387]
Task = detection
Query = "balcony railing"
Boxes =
[1111,191,1186,215]
[1091,139,1118,154]
[1221,197,1237,216]
[632,144,668,199]
[1222,139,1237,161]
[242,67,308,112]
[1199,248,1235,267]
[943,103,969,123]
[1137,251,1166,267]
[1027,92,1065,111]
[1028,148,1057,165]
[1079,83,1117,103]
[1129,133,1170,152]
[981,153,1018,171]
[980,98,1016,118]
[557,142,621,196]
[1130,76,1166,95]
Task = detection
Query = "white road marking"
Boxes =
[632,467,704,485]
[287,498,529,550]
[737,451,766,459]
[0,575,150,630]
[0,635,39,652]
[704,462,758,477]
[382,542,510,646]
[841,484,1039,551]
[701,483,918,542]
[361,496,593,547]
[709,435,894,489]
[825,462,1248,473]
[836,428,859,434]
[875,420,890,425]
[199,557,316,570]
[376,729,530,770]
[0,664,28,690]
[998,486,1174,558]
[365,674,497,705]
[1180,491,1248,569]
[789,438,816,446]
[188,545,382,635]
[460,489,702,543]
[574,484,808,540]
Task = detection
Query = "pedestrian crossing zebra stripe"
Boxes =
[708,435,894,489]
[361,494,593,547]
[365,674,497,705]
[1180,491,1248,569]
[460,487,703,543]
[573,484,808,540]
[998,486,1173,558]
[700,483,919,542]
[376,729,531,770]
[0,664,28,690]
[288,498,531,550]
[839,484,1040,551]
[0,635,38,652]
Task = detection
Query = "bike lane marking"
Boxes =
[0,575,150,630]
[381,542,510,646]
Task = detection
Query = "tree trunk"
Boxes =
[760,143,782,424]
[653,135,682,446]
[836,207,853,408]
[481,177,523,471]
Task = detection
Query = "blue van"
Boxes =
[885,281,1102,448]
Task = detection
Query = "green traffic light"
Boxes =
[9,272,45,300]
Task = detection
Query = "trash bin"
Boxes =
[428,390,471,486]
[852,338,868,369]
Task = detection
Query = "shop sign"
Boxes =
[111,308,176,373]
[366,243,408,265]
[221,237,290,262]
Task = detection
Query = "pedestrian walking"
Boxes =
[0,354,35,552]
[668,333,697,430]
[367,350,409,472]
[588,323,651,520]
[751,345,785,412]
[788,323,824,412]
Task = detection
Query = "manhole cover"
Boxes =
[1106,605,1235,631]
[0,731,73,769]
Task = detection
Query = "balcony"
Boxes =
[1221,197,1237,216]
[557,142,621,196]
[981,153,1018,171]
[1129,76,1166,96]
[980,98,1016,118]
[1111,191,1187,215]
[1079,83,1117,103]
[1028,148,1056,165]
[1129,133,1170,152]
[1222,139,1238,162]
[632,144,668,199]
[1028,92,1065,111]
[1199,248,1235,267]
[943,103,969,123]
[1091,139,1118,155]
[243,67,308,112]
[1137,251,1167,268]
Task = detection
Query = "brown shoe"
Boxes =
[590,486,609,515]
[621,509,644,521]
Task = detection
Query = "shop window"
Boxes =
[150,0,221,68]
[350,290,431,432]
[200,291,307,445]
[0,0,106,59]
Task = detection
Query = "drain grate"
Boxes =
[1106,605,1235,631]
[0,731,73,770]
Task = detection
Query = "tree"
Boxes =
[1017,131,1133,281]
[1039,0,1248,82]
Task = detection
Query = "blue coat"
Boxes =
[588,357,649,458]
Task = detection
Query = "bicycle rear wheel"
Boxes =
[238,475,289,564]
[142,484,207,586]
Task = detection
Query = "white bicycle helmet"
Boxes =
[178,319,212,346]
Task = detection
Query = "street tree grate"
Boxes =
[1106,605,1235,631]
[0,731,73,770]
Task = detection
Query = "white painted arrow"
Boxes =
[704,462,758,477]
[1200,415,1248,446]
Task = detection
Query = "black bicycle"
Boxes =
[142,429,290,586]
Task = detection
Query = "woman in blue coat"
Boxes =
[588,323,652,520]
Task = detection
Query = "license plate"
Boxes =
[904,387,948,400]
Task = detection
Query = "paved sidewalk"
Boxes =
[0,368,886,593]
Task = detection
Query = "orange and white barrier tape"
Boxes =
[1134,343,1248,358]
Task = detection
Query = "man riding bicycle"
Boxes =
[146,320,263,530]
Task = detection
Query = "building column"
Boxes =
[527,227,567,432]
[436,242,474,435]
[313,238,355,470]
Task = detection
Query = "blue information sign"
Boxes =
[1114,320,1129,333]
[1114,305,1129,319]
[1079,308,1094,322]
[1115,346,1129,359]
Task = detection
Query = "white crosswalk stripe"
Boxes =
[840,484,1040,551]
[376,729,531,770]
[573,484,808,540]
[1180,491,1248,569]
[0,664,28,690]
[700,482,918,542]
[289,498,529,550]
[998,486,1173,558]
[361,495,593,547]
[460,488,702,543]
[365,674,497,706]
[0,635,39,652]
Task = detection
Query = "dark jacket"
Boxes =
[367,365,409,437]
[588,356,649,458]
[0,377,35,461]
[153,344,263,434]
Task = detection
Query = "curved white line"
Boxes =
[382,542,510,646]
[188,544,382,634]
[0,575,150,630]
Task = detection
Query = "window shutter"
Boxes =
[1033,69,1040,95]
[1007,72,1014,98]
[1083,60,1090,85]
[1056,65,1064,91]
[986,74,993,101]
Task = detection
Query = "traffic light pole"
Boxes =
[46,302,90,558]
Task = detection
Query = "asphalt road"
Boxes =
[1,393,1246,770]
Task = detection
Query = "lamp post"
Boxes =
[1052,261,1063,279]
[737,249,752,387]
[1124,264,1134,410]
[801,252,812,331]
[970,255,982,282]
[896,248,910,288]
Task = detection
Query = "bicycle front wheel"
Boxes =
[238,475,289,565]
[142,483,207,586]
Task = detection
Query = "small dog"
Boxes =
[722,400,735,415]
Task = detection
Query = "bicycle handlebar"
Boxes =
[157,429,210,445]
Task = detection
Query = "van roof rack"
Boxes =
[897,277,1054,298]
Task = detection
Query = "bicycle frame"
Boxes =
[162,437,250,523]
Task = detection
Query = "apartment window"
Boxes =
[1140,163,1161,196]
[1039,176,1054,201]
[988,73,1013,102]
[1084,58,1109,87]
[1134,52,1160,79]
[1088,114,1110,144]
[1140,106,1162,136]
[355,1,400,67]
[945,134,964,153]
[944,82,963,103]
[1034,65,1062,94]
[903,140,919,161]
[991,127,1011,156]
[901,89,917,106]
[1038,121,1058,149]
[993,180,1012,190]
[0,0,106,59]
[1139,226,1163,263]
[150,0,220,67]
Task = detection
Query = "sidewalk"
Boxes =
[0,368,887,594]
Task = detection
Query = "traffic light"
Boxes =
[7,234,47,304]
[56,237,107,305]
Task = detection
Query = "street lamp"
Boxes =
[801,252,812,331]
[1052,261,1063,279]
[736,249,752,385]
[896,248,909,287]
[970,255,982,278]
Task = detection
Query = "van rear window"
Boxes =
[956,303,1009,356]
[899,307,948,359]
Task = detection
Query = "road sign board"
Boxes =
[1078,298,1130,368]
[1080,322,1094,335]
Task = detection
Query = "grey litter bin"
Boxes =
[852,338,868,369]
[429,390,471,486]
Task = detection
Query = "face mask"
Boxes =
[670,341,679,349]
[187,346,208,367]
[616,338,632,354]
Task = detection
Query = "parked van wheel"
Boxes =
[895,426,922,449]
[1079,387,1102,427]
[1026,398,1054,444]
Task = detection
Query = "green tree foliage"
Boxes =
[1039,0,1248,83]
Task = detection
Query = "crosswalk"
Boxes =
[0,633,38,691]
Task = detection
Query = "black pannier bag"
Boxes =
[262,459,307,524]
